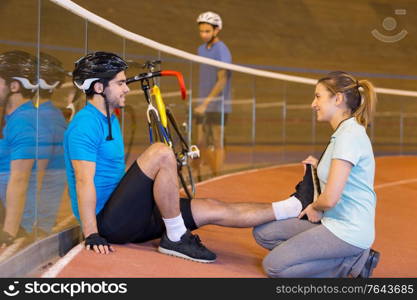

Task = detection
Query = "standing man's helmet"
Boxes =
[196,12,223,30]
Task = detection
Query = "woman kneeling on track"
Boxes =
[253,71,380,278]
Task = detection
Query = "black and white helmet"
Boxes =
[39,52,69,92]
[0,50,38,92]
[197,11,222,30]
[72,51,128,93]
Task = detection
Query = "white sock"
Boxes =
[163,214,187,242]
[272,196,302,220]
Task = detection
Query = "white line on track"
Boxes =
[41,243,83,278]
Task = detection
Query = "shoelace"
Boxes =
[191,234,204,248]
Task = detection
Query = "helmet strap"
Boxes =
[99,90,113,141]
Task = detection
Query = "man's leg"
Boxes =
[98,143,216,262]
[190,198,275,228]
[191,162,318,230]
[136,143,180,219]
[136,143,216,263]
[211,124,224,177]
[191,122,206,181]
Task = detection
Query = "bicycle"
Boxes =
[126,60,200,200]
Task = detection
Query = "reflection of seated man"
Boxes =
[194,12,232,179]
[34,52,68,237]
[0,50,38,248]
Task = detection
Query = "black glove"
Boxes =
[84,233,112,251]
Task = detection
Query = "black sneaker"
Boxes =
[358,249,380,278]
[291,164,320,219]
[158,230,216,263]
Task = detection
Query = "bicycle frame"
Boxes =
[126,63,200,199]
[127,70,185,142]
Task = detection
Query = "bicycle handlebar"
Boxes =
[126,70,187,100]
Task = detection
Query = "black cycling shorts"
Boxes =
[96,162,197,244]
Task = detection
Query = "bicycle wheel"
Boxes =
[166,108,196,200]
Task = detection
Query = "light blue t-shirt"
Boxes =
[317,117,376,249]
[198,40,232,113]
[64,102,125,221]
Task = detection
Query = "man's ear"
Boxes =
[9,80,20,93]
[93,81,104,94]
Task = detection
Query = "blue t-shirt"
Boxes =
[0,101,37,232]
[0,101,37,173]
[64,102,125,220]
[317,117,376,249]
[36,100,68,232]
[198,40,232,113]
[38,101,67,170]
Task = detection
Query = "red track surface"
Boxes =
[44,156,417,278]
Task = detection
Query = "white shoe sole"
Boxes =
[158,246,216,263]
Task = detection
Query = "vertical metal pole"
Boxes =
[121,38,126,138]
[282,83,287,163]
[251,77,256,166]
[34,0,42,235]
[84,19,88,54]
[400,113,404,155]
[83,19,89,107]
[188,61,193,145]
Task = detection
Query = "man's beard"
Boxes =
[109,99,124,109]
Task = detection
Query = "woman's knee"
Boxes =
[252,225,263,244]
[252,223,273,248]
[262,252,287,278]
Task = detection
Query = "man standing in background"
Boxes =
[194,11,232,180]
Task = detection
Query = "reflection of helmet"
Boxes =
[39,52,68,92]
[72,51,128,92]
[197,11,222,30]
[0,50,37,91]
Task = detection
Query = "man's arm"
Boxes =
[72,160,99,237]
[72,159,113,254]
[195,69,228,114]
[72,160,113,254]
[3,159,35,237]
[36,159,48,195]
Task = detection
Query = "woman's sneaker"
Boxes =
[158,230,216,263]
[358,249,380,278]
